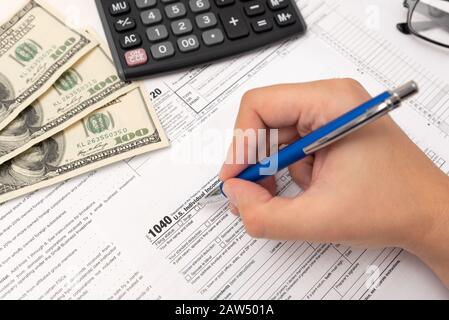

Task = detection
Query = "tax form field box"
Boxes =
[304,257,351,300]
[334,248,397,296]
[177,85,210,114]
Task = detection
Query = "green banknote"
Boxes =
[0,43,137,165]
[0,0,97,130]
[0,86,169,204]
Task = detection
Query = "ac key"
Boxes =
[120,32,141,48]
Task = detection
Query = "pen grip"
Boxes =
[235,91,392,183]
[236,142,308,182]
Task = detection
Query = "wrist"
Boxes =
[406,175,449,286]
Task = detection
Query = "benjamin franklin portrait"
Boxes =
[0,136,63,188]
[0,73,14,119]
[0,105,43,154]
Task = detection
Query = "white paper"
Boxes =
[0,0,449,300]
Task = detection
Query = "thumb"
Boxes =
[223,178,273,211]
[223,179,331,240]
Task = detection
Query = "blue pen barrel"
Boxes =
[237,142,308,183]
[235,91,392,183]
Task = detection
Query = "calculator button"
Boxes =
[150,42,175,59]
[195,12,217,29]
[189,0,211,13]
[215,0,235,7]
[110,1,130,15]
[219,10,249,40]
[114,16,136,32]
[171,19,193,35]
[165,3,187,19]
[251,17,273,32]
[275,10,296,27]
[124,48,148,67]
[120,32,141,48]
[244,2,265,16]
[141,9,162,25]
[202,28,224,46]
[267,0,288,10]
[177,35,200,52]
[135,0,156,9]
[146,25,169,41]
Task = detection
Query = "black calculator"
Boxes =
[96,0,307,81]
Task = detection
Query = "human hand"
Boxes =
[220,79,449,286]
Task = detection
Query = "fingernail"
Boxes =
[223,183,237,207]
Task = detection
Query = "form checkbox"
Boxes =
[215,238,221,243]
[185,275,191,282]
[220,242,226,248]
[205,221,211,227]
[178,220,184,227]
[194,205,201,211]
[280,176,287,182]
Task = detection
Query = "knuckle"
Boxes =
[329,78,370,102]
[339,78,363,90]
[241,88,261,107]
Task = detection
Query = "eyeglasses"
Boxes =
[397,0,449,49]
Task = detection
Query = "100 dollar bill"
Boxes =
[0,43,137,165]
[0,0,97,130]
[0,86,169,204]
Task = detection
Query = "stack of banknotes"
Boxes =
[0,0,169,203]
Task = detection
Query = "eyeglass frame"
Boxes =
[397,0,449,49]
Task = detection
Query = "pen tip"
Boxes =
[199,186,227,205]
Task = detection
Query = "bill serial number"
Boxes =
[78,128,128,148]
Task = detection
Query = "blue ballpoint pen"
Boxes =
[201,81,419,204]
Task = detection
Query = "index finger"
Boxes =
[220,79,370,181]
